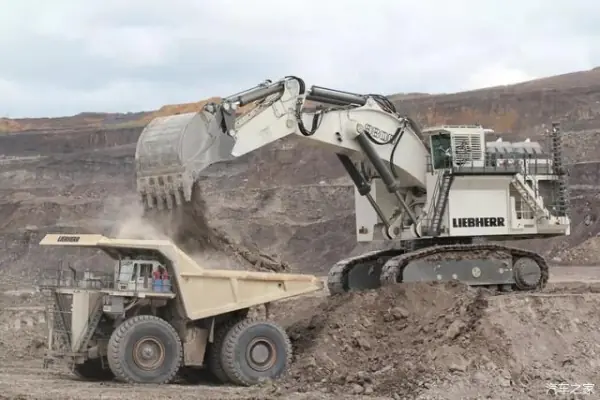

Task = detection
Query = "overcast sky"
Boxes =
[0,0,598,118]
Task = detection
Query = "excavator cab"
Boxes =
[426,125,487,170]
[429,132,453,170]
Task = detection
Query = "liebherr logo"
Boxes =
[57,235,80,243]
[357,123,395,143]
[452,217,505,228]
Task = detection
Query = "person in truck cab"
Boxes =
[152,266,162,291]
[161,268,170,292]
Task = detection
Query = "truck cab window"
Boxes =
[118,262,134,283]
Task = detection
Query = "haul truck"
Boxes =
[39,233,323,385]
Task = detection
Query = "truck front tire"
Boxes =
[107,315,182,384]
[221,319,292,386]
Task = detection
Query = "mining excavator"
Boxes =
[135,76,571,295]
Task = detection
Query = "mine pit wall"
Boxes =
[0,229,114,289]
[0,127,143,157]
[0,122,599,279]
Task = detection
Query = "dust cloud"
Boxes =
[110,201,168,241]
[104,185,290,273]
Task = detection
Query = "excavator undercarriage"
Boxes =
[134,75,570,296]
[327,240,548,295]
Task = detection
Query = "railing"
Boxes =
[424,171,443,233]
[426,154,557,176]
[42,288,73,358]
[113,276,172,293]
[38,265,172,294]
[38,266,114,291]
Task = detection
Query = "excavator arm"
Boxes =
[135,76,430,238]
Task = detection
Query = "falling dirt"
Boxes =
[113,184,290,273]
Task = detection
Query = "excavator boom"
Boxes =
[136,77,428,219]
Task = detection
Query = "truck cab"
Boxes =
[114,259,170,292]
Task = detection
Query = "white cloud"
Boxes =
[0,0,598,117]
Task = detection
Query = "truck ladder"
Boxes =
[74,298,104,353]
[51,291,71,348]
[429,170,454,236]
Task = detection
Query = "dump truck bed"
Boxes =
[40,234,324,320]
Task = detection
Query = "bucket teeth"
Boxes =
[137,174,192,211]
[141,190,183,211]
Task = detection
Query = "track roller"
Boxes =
[107,315,183,384]
[513,256,543,291]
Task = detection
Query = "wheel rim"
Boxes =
[245,337,277,372]
[133,337,165,371]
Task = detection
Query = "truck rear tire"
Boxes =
[72,358,114,381]
[107,315,182,384]
[206,317,241,383]
[221,319,292,386]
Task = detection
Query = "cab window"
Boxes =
[430,132,452,170]
[118,262,134,282]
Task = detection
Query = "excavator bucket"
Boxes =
[135,110,235,210]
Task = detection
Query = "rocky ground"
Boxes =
[1,68,600,399]
[2,267,600,399]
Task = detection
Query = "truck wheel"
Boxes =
[221,319,292,386]
[206,318,241,383]
[107,315,182,384]
[72,358,114,381]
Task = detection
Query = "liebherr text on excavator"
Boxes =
[135,76,571,294]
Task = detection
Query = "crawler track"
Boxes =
[327,249,404,294]
[328,243,549,295]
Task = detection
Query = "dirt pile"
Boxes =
[553,236,600,265]
[279,282,511,398]
[2,271,600,399]
[271,278,600,399]
[113,185,290,273]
